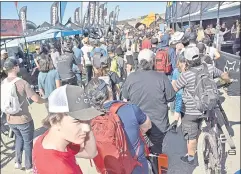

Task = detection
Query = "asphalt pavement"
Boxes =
[1,90,240,174]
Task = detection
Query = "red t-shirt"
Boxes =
[141,39,151,50]
[33,131,83,174]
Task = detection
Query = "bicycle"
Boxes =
[197,82,236,174]
[1,111,15,150]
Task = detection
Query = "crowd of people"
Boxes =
[1,24,235,174]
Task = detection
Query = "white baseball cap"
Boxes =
[138,49,155,63]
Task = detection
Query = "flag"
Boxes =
[141,12,156,28]
[88,2,96,26]
[94,2,99,26]
[60,2,68,23]
[74,7,80,24]
[109,11,114,25]
[98,4,104,26]
[14,2,18,9]
[50,2,59,26]
[103,7,107,16]
[19,6,27,31]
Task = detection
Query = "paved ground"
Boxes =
[1,90,240,174]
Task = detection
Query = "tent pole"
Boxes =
[80,2,83,25]
[200,2,203,27]
[216,2,221,50]
[23,37,31,72]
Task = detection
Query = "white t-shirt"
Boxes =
[81,45,93,66]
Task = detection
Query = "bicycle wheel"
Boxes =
[0,112,15,150]
[215,109,236,149]
[197,132,219,174]
[1,125,15,150]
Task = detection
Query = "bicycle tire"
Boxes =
[1,130,15,150]
[215,109,236,149]
[197,132,219,174]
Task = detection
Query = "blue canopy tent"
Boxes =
[54,29,83,38]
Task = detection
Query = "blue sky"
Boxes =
[1,1,167,26]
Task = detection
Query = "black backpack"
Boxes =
[187,63,219,113]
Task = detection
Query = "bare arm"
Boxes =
[55,79,61,88]
[221,72,231,83]
[213,49,221,60]
[75,131,98,159]
[140,116,152,134]
[34,59,40,69]
[31,94,47,104]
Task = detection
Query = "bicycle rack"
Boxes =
[219,134,227,143]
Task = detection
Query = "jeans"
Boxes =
[75,73,82,82]
[9,120,34,169]
[86,65,93,83]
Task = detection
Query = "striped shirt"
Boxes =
[176,63,223,116]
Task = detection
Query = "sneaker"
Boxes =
[25,168,33,174]
[14,163,22,169]
[180,155,195,166]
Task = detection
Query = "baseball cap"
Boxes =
[3,58,19,71]
[1,49,7,55]
[48,85,103,120]
[138,49,155,63]
[184,46,200,61]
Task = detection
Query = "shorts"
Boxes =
[181,114,202,140]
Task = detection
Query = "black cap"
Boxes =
[151,38,158,44]
[3,58,19,71]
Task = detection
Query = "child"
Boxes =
[170,51,187,133]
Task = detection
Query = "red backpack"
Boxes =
[154,48,172,74]
[91,102,143,174]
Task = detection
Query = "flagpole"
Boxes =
[80,2,83,25]
[200,2,203,28]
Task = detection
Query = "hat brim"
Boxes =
[68,107,104,121]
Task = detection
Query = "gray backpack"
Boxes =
[187,63,219,113]
[93,51,109,69]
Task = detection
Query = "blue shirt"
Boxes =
[72,47,82,65]
[90,47,107,58]
[172,68,183,95]
[38,69,60,98]
[103,101,147,159]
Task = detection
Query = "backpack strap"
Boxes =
[109,102,125,114]
[3,77,21,85]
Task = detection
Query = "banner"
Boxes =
[50,2,59,26]
[141,12,156,28]
[94,2,99,26]
[14,2,18,9]
[103,7,107,17]
[0,19,23,37]
[83,11,88,28]
[19,6,27,31]
[98,4,104,26]
[109,11,114,26]
[215,51,240,96]
[74,7,80,24]
[88,2,96,27]
[60,2,68,23]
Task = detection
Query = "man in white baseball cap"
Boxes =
[122,49,176,155]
